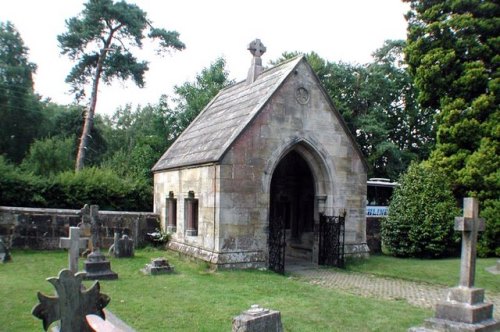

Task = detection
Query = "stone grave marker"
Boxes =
[59,227,88,274]
[111,232,134,258]
[141,257,174,275]
[485,259,500,275]
[409,197,500,332]
[83,205,118,280]
[232,304,283,332]
[0,238,12,263]
[32,269,110,331]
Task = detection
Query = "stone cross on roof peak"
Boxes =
[248,39,266,57]
[246,39,266,84]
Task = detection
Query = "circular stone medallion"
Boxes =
[295,87,310,104]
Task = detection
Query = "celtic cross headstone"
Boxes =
[32,269,110,331]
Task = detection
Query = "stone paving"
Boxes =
[289,266,500,319]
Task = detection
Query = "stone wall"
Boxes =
[0,206,160,249]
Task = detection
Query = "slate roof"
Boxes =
[152,55,304,172]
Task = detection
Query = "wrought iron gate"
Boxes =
[318,213,346,268]
[268,216,286,274]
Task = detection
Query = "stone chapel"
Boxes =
[152,39,369,269]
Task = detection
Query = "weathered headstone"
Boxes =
[110,231,134,258]
[409,197,500,332]
[141,257,174,275]
[32,269,110,332]
[0,238,12,263]
[83,205,118,280]
[59,227,88,274]
[116,234,134,258]
[232,304,283,332]
[485,259,500,275]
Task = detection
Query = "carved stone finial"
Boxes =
[247,39,266,57]
[246,39,266,84]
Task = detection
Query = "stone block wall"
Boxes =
[0,206,159,249]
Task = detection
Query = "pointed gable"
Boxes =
[152,56,304,171]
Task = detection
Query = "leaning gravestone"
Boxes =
[32,269,110,331]
[59,227,87,274]
[409,197,500,332]
[0,238,12,263]
[232,304,283,332]
[83,205,118,280]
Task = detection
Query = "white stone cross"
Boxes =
[454,197,485,288]
[60,227,88,274]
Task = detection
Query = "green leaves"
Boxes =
[382,162,460,258]
[405,0,499,256]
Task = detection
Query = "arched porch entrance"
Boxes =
[269,150,316,273]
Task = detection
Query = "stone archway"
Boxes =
[269,150,316,267]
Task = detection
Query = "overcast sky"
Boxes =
[1,0,410,115]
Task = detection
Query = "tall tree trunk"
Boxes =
[75,48,109,172]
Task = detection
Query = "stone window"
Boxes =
[185,191,198,236]
[166,191,177,233]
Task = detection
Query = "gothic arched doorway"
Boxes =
[269,150,315,273]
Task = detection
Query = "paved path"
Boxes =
[288,266,500,319]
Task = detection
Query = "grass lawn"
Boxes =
[345,255,499,293]
[0,249,431,332]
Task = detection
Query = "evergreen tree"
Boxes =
[404,0,499,255]
[58,0,185,171]
[0,21,41,163]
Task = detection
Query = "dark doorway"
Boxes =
[269,151,315,272]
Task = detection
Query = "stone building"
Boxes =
[152,40,369,269]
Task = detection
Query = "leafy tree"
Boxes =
[102,97,174,181]
[404,0,499,255]
[21,136,75,176]
[382,162,460,257]
[58,0,185,171]
[0,21,42,163]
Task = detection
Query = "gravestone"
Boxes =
[0,238,12,263]
[59,227,88,274]
[32,269,110,332]
[409,197,500,332]
[485,259,500,275]
[83,205,118,280]
[111,232,134,258]
[141,257,174,275]
[116,234,134,258]
[232,304,283,332]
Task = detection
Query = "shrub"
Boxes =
[50,167,153,211]
[381,162,460,258]
[0,159,152,211]
[477,199,500,257]
[0,156,46,206]
[21,136,75,176]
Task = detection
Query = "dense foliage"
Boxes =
[404,0,499,256]
[0,157,152,210]
[382,162,460,257]
[58,0,185,170]
[0,22,42,163]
